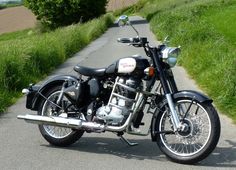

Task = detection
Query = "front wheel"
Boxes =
[38,85,84,147]
[155,99,220,164]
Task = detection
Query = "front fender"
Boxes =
[151,90,212,141]
[173,90,212,103]
[29,75,80,111]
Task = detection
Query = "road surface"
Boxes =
[0,16,235,170]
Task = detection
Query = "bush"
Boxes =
[24,0,108,29]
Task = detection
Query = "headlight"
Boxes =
[161,47,180,67]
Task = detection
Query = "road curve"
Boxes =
[0,16,235,170]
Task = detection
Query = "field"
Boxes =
[0,6,36,34]
[107,0,138,11]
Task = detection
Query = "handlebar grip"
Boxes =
[117,38,134,43]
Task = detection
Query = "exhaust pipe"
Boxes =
[17,114,105,131]
[17,112,133,132]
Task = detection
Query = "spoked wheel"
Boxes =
[38,86,84,147]
[156,99,220,164]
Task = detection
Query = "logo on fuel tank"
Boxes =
[118,58,136,73]
[120,63,135,68]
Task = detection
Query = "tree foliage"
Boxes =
[24,0,107,29]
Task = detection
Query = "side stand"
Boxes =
[118,134,138,146]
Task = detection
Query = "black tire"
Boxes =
[155,99,221,164]
[38,85,84,147]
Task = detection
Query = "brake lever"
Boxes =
[130,42,142,47]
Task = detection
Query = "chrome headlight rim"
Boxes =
[161,47,180,67]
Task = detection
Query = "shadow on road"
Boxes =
[42,137,236,167]
[43,137,167,161]
[200,139,236,168]
[130,19,148,25]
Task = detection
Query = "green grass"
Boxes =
[123,0,236,122]
[0,13,114,113]
[205,4,236,45]
[0,29,34,41]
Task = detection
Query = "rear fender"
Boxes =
[151,90,212,141]
[28,75,80,111]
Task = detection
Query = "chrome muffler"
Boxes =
[17,114,105,131]
[17,111,134,132]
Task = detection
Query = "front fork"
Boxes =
[165,70,183,132]
[166,93,181,131]
[151,48,182,132]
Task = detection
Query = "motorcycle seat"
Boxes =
[74,65,106,77]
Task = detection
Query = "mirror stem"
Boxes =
[130,23,140,38]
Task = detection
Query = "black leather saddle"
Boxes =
[74,62,117,77]
[74,65,106,77]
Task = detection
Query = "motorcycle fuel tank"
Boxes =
[118,58,136,73]
[117,56,149,77]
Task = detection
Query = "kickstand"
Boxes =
[119,135,138,146]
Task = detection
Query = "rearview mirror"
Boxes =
[117,15,140,38]
[118,15,129,26]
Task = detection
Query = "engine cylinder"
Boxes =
[95,77,141,125]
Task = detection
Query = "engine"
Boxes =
[95,77,142,125]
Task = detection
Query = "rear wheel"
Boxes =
[38,85,84,147]
[156,99,220,164]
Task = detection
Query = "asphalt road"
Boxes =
[1,16,236,170]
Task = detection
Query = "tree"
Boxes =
[25,0,107,29]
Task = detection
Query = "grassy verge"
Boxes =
[116,0,236,122]
[0,29,34,41]
[131,0,236,122]
[0,13,114,113]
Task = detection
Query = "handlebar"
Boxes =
[117,37,138,43]
[117,37,148,48]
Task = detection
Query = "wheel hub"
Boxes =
[178,119,193,137]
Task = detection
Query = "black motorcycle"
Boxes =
[18,15,220,164]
